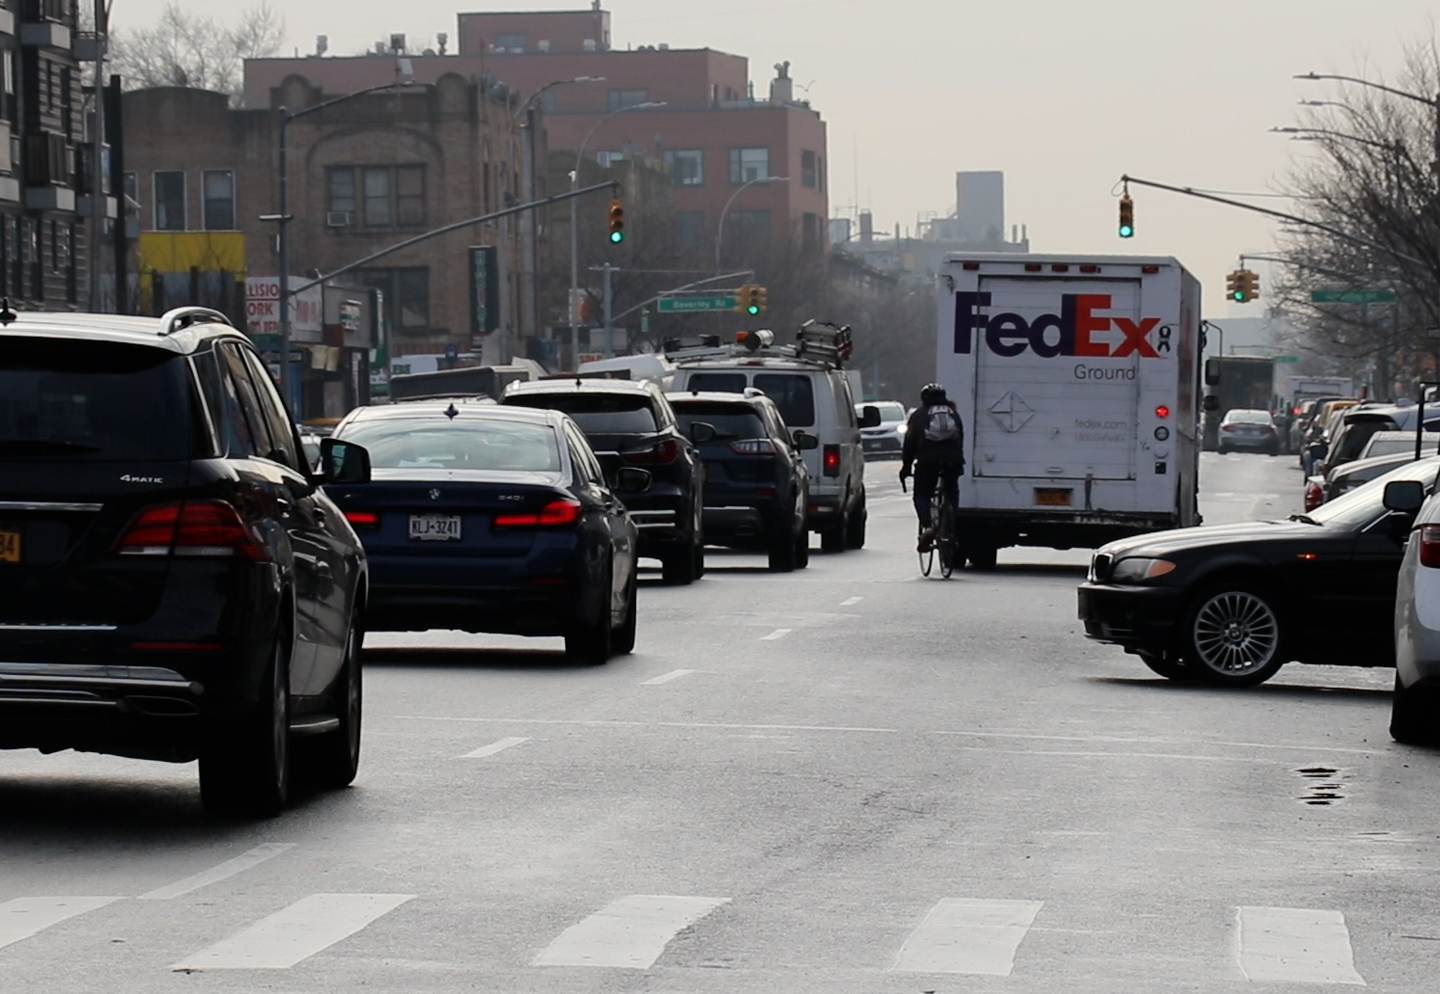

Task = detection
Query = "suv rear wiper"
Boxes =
[0,439,102,455]
[1287,513,1321,525]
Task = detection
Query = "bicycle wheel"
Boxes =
[938,501,956,579]
[918,530,935,576]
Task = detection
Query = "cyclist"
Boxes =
[899,383,966,552]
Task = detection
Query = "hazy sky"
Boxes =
[118,0,1440,311]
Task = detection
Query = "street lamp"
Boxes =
[269,75,412,414]
[715,175,789,272]
[1270,125,1400,153]
[1295,72,1440,173]
[513,76,603,363]
[568,100,666,352]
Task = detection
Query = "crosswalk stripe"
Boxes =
[892,898,1044,976]
[641,669,695,686]
[532,895,729,969]
[1237,906,1365,985]
[170,893,415,970]
[461,736,530,759]
[139,844,296,901]
[0,897,121,951]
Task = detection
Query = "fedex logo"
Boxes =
[953,292,1166,359]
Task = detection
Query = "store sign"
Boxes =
[246,277,323,341]
[469,246,500,339]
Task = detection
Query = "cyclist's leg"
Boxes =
[941,462,961,518]
[913,461,939,530]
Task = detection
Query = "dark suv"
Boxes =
[668,390,814,572]
[502,379,706,584]
[0,306,369,817]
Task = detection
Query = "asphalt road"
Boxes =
[4,450,1437,993]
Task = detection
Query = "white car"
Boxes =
[856,400,907,459]
[1389,476,1440,742]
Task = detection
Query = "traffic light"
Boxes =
[1118,194,1135,238]
[1226,270,1244,302]
[733,283,753,314]
[1240,269,1260,303]
[744,285,766,316]
[607,199,625,244]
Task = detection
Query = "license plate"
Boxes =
[1034,488,1073,507]
[864,440,881,449]
[408,515,462,541]
[0,529,18,563]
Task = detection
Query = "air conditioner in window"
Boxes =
[326,211,352,228]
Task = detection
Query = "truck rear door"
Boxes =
[971,276,1144,482]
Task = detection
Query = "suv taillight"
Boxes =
[624,439,680,464]
[823,444,841,477]
[494,499,582,529]
[1420,524,1440,568]
[116,501,269,560]
[730,439,776,455]
[1303,481,1324,512]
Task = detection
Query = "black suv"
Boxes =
[668,390,814,572]
[0,306,369,817]
[502,379,706,584]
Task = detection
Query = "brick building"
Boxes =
[242,5,830,261]
[123,71,526,414]
[0,0,104,311]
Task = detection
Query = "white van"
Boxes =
[669,324,877,551]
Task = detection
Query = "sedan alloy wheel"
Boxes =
[1184,586,1286,686]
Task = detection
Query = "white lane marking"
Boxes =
[840,596,864,607]
[171,893,415,970]
[399,716,898,734]
[929,729,1382,756]
[892,898,1043,976]
[0,897,121,950]
[641,669,695,686]
[139,844,296,901]
[533,895,729,969]
[461,736,530,759]
[759,628,792,641]
[1237,906,1366,985]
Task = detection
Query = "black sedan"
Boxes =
[1079,456,1440,686]
[325,402,644,664]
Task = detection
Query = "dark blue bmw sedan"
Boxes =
[324,400,642,664]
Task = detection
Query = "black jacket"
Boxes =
[902,402,966,471]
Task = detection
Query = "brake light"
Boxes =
[1155,405,1170,419]
[115,501,268,560]
[344,510,379,527]
[624,439,680,464]
[1293,406,1303,415]
[823,444,841,477]
[730,438,776,455]
[1221,424,1238,432]
[1420,524,1440,568]
[493,499,582,528]
[1304,481,1325,512]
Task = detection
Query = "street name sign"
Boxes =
[1311,288,1396,304]
[657,295,737,313]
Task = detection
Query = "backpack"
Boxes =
[924,404,960,443]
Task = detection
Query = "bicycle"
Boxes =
[903,477,957,579]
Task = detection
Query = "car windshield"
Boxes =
[1224,409,1271,424]
[673,403,767,441]
[1307,457,1440,529]
[0,339,191,461]
[1328,418,1397,464]
[506,393,659,434]
[339,418,561,472]
[686,372,748,394]
[753,374,816,427]
[863,402,907,422]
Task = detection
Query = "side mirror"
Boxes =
[1202,395,1220,413]
[1204,357,1220,386]
[1383,479,1425,514]
[614,467,653,494]
[688,421,717,444]
[858,405,883,429]
[1308,443,1327,459]
[320,438,371,484]
[794,431,820,451]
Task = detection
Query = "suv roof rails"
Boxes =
[666,321,854,369]
[159,306,232,336]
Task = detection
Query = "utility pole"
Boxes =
[601,262,614,358]
[517,105,537,365]
[87,0,107,310]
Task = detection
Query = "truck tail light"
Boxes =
[494,499,582,529]
[823,444,841,477]
[116,501,269,561]
[1419,524,1440,568]
[730,438,776,455]
[1303,481,1325,512]
[623,439,680,464]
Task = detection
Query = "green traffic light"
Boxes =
[1118,225,1134,238]
[609,231,624,244]
[1232,291,1244,302]
[747,305,760,316]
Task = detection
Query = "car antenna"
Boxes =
[0,298,15,326]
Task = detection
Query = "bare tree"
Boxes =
[110,2,284,104]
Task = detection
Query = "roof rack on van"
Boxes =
[159,307,231,336]
[665,321,854,369]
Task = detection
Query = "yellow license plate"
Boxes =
[0,529,19,563]
[1034,489,1073,507]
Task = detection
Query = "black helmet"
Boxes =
[921,382,947,405]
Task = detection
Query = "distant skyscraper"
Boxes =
[956,171,1005,244]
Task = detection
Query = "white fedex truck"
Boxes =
[936,253,1203,566]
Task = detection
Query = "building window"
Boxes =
[801,150,817,189]
[817,156,825,193]
[153,170,185,231]
[607,88,649,111]
[396,165,425,225]
[329,165,424,227]
[728,147,769,185]
[200,170,235,230]
[494,32,524,51]
[663,149,703,187]
[360,267,429,331]
[725,209,771,245]
[363,167,391,226]
[674,211,705,248]
[802,212,818,252]
[64,223,76,304]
